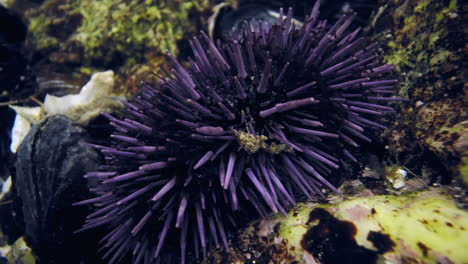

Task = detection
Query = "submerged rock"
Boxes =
[368,0,466,185]
[204,188,468,264]
[13,115,102,264]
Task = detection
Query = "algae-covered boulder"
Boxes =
[19,0,211,92]
[368,0,466,184]
[25,0,210,67]
[204,188,468,264]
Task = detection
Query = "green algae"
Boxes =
[71,0,208,66]
[26,0,210,69]
[383,0,461,98]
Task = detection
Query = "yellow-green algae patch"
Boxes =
[71,0,209,64]
[382,0,461,99]
[235,131,287,154]
[21,0,212,96]
[278,189,468,263]
[25,0,210,71]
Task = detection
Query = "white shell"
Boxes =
[9,70,123,153]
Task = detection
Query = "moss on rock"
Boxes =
[24,0,211,93]
[26,0,210,65]
[369,0,466,184]
[380,0,463,100]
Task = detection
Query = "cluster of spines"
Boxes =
[76,2,402,264]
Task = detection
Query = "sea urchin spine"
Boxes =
[76,2,401,263]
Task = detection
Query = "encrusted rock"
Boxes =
[204,188,468,264]
[369,0,466,184]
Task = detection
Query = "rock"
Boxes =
[369,0,466,184]
[14,115,102,264]
[414,100,467,183]
[204,188,468,264]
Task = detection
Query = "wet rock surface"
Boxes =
[205,188,468,264]
[368,0,467,185]
[13,115,102,264]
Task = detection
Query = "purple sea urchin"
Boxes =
[76,2,401,263]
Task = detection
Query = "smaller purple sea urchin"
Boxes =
[76,2,402,263]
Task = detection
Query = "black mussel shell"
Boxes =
[13,115,103,264]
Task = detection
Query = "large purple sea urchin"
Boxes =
[76,2,401,264]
